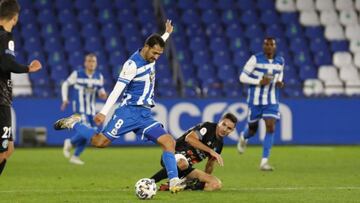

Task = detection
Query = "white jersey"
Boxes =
[240,52,284,106]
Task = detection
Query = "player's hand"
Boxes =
[28,60,42,73]
[209,150,224,167]
[94,113,106,126]
[259,76,272,85]
[60,101,69,111]
[165,19,173,34]
[276,81,284,88]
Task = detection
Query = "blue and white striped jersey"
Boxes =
[62,69,105,115]
[241,52,284,106]
[117,50,156,107]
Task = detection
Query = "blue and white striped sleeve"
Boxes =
[239,56,261,85]
[117,60,137,84]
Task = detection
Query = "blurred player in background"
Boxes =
[237,37,284,171]
[0,0,42,175]
[54,20,187,193]
[60,53,107,165]
[150,113,237,191]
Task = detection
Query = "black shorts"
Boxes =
[160,158,195,179]
[0,105,12,153]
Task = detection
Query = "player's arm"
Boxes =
[239,56,271,86]
[185,131,224,166]
[161,19,173,42]
[61,71,77,111]
[205,157,216,174]
[97,74,107,100]
[276,59,285,88]
[94,60,137,125]
[0,37,41,73]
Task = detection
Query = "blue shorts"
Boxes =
[247,104,280,123]
[102,105,167,143]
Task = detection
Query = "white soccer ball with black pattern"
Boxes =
[135,178,157,200]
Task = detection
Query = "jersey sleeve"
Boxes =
[242,55,257,75]
[193,122,212,140]
[277,57,285,82]
[0,34,28,73]
[61,71,77,102]
[117,60,137,84]
[97,73,106,94]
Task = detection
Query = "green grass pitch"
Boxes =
[1,146,360,203]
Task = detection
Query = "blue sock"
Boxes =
[243,127,255,139]
[262,132,274,158]
[162,151,178,180]
[73,123,96,140]
[74,138,88,157]
[70,133,83,145]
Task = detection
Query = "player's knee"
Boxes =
[158,135,176,151]
[177,159,189,171]
[0,152,6,161]
[266,124,275,133]
[91,134,110,148]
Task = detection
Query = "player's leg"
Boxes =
[186,169,222,191]
[260,105,280,171]
[0,106,12,175]
[237,105,261,154]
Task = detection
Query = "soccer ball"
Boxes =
[135,178,157,200]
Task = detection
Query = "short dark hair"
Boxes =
[85,53,97,58]
[0,0,20,20]
[222,113,238,125]
[145,34,165,48]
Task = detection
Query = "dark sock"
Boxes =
[0,159,7,175]
[150,168,168,183]
[193,181,205,190]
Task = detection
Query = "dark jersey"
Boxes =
[0,26,28,107]
[176,122,223,165]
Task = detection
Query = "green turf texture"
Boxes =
[1,146,359,203]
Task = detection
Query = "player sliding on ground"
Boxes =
[53,20,186,193]
[150,113,237,191]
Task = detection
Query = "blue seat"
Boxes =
[38,9,57,24]
[95,0,112,9]
[224,87,243,98]
[213,51,232,66]
[84,37,103,52]
[206,88,224,98]
[245,24,264,39]
[135,0,154,9]
[230,37,249,52]
[68,51,85,70]
[266,24,284,38]
[138,8,156,24]
[218,64,237,81]
[173,35,188,51]
[299,64,317,80]
[182,9,201,25]
[98,9,115,24]
[61,23,80,38]
[64,36,82,52]
[55,0,72,10]
[172,23,186,36]
[202,9,220,24]
[190,37,207,52]
[156,86,178,98]
[141,22,157,37]
[331,40,349,52]
[19,9,36,24]
[217,0,235,10]
[314,51,332,66]
[114,0,133,10]
[105,36,123,52]
[310,37,329,53]
[290,37,309,52]
[48,51,66,67]
[293,51,312,67]
[41,23,60,39]
[21,23,39,39]
[197,0,216,9]
[125,36,142,52]
[51,65,70,83]
[178,0,194,9]
[226,23,244,39]
[78,9,98,24]
[193,51,211,67]
[233,50,251,68]
[183,87,199,98]
[121,23,141,38]
[117,8,137,24]
[250,38,264,53]
[241,9,259,25]
[164,8,181,22]
[186,23,205,38]
[75,0,93,10]
[81,23,100,38]
[176,50,192,65]
[101,23,120,38]
[305,26,324,39]
[44,37,63,53]
[33,85,54,98]
[34,0,52,9]
[205,23,224,37]
[109,51,127,70]
[281,12,299,24]
[261,10,280,25]
[180,64,196,78]
[257,0,275,10]
[58,9,76,25]
[197,64,216,79]
[24,37,42,53]
[210,37,228,52]
[237,0,256,10]
[18,0,33,9]
[221,9,239,25]
[285,23,304,38]
[27,51,46,66]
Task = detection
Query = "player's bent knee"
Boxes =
[91,134,110,148]
[157,134,176,152]
[266,125,275,133]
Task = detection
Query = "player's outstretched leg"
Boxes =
[63,138,72,158]
[260,118,276,171]
[54,114,82,130]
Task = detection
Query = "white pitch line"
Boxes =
[1,187,360,193]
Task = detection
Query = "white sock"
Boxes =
[260,158,268,166]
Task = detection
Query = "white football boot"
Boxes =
[69,156,85,165]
